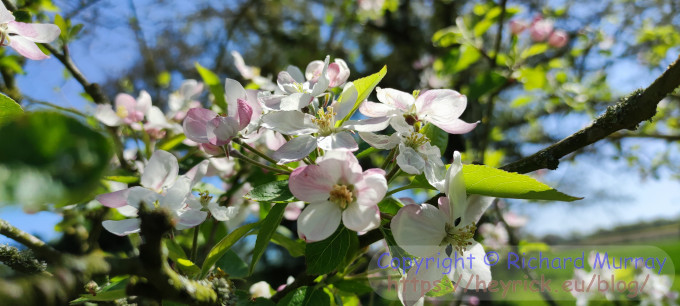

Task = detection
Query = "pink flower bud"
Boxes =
[509,20,528,35]
[548,30,568,48]
[529,19,554,42]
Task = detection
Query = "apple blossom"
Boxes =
[360,116,448,191]
[571,251,616,305]
[548,29,569,48]
[509,19,528,35]
[168,79,204,120]
[0,3,60,60]
[249,281,273,299]
[636,273,678,306]
[288,151,387,242]
[391,152,493,306]
[529,17,554,42]
[183,79,253,147]
[95,91,152,127]
[260,56,330,111]
[261,82,390,163]
[96,150,208,235]
[232,50,277,91]
[306,58,350,88]
[477,222,509,250]
[359,87,478,134]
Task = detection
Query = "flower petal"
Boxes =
[136,90,152,114]
[396,144,425,174]
[328,59,350,88]
[271,134,318,164]
[341,116,390,132]
[309,56,330,97]
[261,111,318,135]
[96,188,131,208]
[8,35,48,60]
[354,168,387,206]
[232,50,255,79]
[183,108,218,143]
[342,202,379,232]
[333,82,357,120]
[358,132,400,150]
[399,255,447,306]
[316,150,363,186]
[0,6,15,24]
[297,201,341,242]
[452,242,492,289]
[224,78,247,117]
[288,164,335,203]
[127,186,159,209]
[445,151,466,223]
[160,177,192,211]
[305,60,324,81]
[102,219,141,236]
[185,160,209,186]
[208,201,240,221]
[391,203,448,258]
[7,21,60,43]
[376,88,415,112]
[317,132,358,151]
[175,209,208,230]
[276,71,300,94]
[141,150,179,191]
[206,116,239,146]
[415,90,475,134]
[94,105,123,126]
[423,151,446,193]
[462,196,495,227]
[359,101,397,118]
[236,98,253,130]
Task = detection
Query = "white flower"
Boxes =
[168,79,204,120]
[94,91,152,127]
[0,3,60,60]
[478,223,508,250]
[391,152,493,306]
[249,281,273,299]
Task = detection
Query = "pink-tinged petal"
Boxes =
[309,56,330,97]
[358,132,400,150]
[399,255,447,306]
[396,144,425,174]
[462,195,494,227]
[141,150,179,191]
[231,51,255,79]
[399,197,417,205]
[136,90,152,114]
[183,108,218,143]
[329,59,350,88]
[445,151,466,223]
[7,21,60,43]
[452,242,492,289]
[509,20,528,35]
[283,201,305,221]
[96,188,131,208]
[376,88,415,112]
[341,116,390,132]
[271,134,318,164]
[236,98,253,130]
[415,89,469,132]
[160,177,191,211]
[264,130,286,151]
[102,219,141,236]
[326,62,341,86]
[316,150,363,185]
[342,202,379,232]
[424,154,446,193]
[305,60,324,82]
[297,201,341,242]
[333,82,357,120]
[199,143,224,156]
[185,160,209,187]
[0,5,15,24]
[317,132,358,151]
[175,209,208,230]
[359,101,397,118]
[529,19,554,42]
[354,168,387,206]
[261,111,318,135]
[224,78,247,117]
[286,65,305,83]
[8,35,48,60]
[115,93,137,112]
[245,89,262,121]
[437,196,451,219]
[117,205,138,217]
[432,119,478,134]
[288,164,335,202]
[391,203,447,258]
[548,30,569,48]
[94,105,123,126]
[127,187,159,209]
[206,116,239,146]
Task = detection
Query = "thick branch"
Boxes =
[0,245,46,274]
[0,218,61,260]
[501,54,680,174]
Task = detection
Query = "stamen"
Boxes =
[403,132,429,148]
[441,223,477,254]
[328,184,353,209]
[311,106,337,136]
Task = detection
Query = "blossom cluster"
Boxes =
[509,14,569,48]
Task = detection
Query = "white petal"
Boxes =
[136,90,152,114]
[297,201,342,242]
[175,209,208,230]
[390,115,413,134]
[391,203,447,258]
[102,219,141,236]
[424,153,446,193]
[117,205,139,218]
[376,87,415,111]
[208,201,240,221]
[396,144,425,174]
[452,242,492,289]
[358,132,400,150]
[429,119,478,134]
[359,101,398,118]
[309,56,330,97]
[342,202,379,232]
[8,35,48,60]
[127,186,159,209]
[341,116,390,132]
[399,256,447,306]
[354,169,387,207]
[271,134,318,164]
[334,82,357,120]
[462,196,495,227]
[0,6,15,24]
[160,177,192,211]
[317,132,358,151]
[415,90,473,134]
[94,105,123,126]
[279,93,313,110]
[141,150,179,191]
[224,78,247,117]
[445,151,466,223]
[261,111,318,135]
[7,21,60,43]
[185,160,209,186]
[287,65,305,83]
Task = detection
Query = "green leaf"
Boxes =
[158,133,186,151]
[70,276,129,304]
[432,26,463,47]
[216,250,249,278]
[250,203,287,275]
[104,176,140,184]
[305,226,356,275]
[421,123,448,155]
[425,275,455,297]
[201,221,259,278]
[0,112,112,208]
[377,197,403,215]
[276,286,331,306]
[0,93,22,126]
[245,180,295,203]
[453,44,480,73]
[338,66,387,124]
[195,62,227,110]
[165,239,200,277]
[467,71,508,101]
[334,279,373,295]
[518,66,546,90]
[271,231,305,257]
[521,43,549,59]
[379,226,411,275]
[462,164,582,201]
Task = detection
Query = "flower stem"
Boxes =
[385,167,401,183]
[381,148,397,169]
[234,138,294,171]
[385,185,413,197]
[190,225,199,262]
[230,150,292,175]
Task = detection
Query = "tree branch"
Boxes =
[0,245,46,274]
[501,54,680,174]
[0,218,61,261]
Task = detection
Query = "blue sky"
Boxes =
[2,0,679,245]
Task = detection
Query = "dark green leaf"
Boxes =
[0,93,22,126]
[201,221,259,278]
[216,250,249,278]
[246,180,295,203]
[377,197,403,216]
[421,123,448,155]
[306,225,356,275]
[379,226,412,275]
[334,279,373,295]
[250,203,287,275]
[276,286,331,306]
[271,231,305,257]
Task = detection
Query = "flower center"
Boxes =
[328,184,353,210]
[199,191,213,207]
[312,106,336,136]
[0,24,10,46]
[116,105,129,118]
[403,132,429,149]
[441,222,477,254]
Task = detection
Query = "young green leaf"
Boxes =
[338,66,387,124]
[0,93,22,126]
[276,286,331,306]
[195,62,227,111]
[250,203,287,275]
